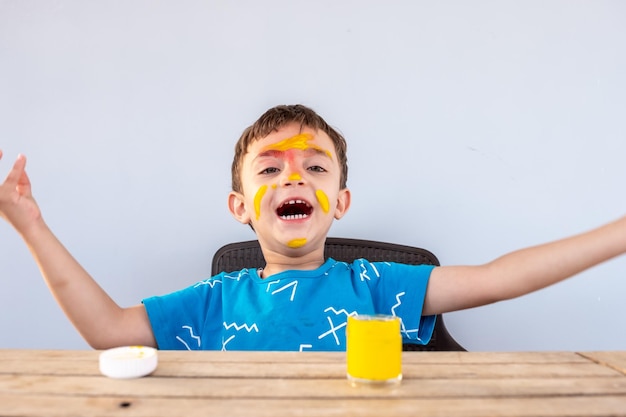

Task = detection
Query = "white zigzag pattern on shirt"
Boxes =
[193,269,247,288]
[318,307,358,345]
[182,325,201,347]
[221,335,235,351]
[224,271,246,281]
[176,336,191,350]
[391,291,420,337]
[266,280,298,301]
[223,321,259,332]
[324,307,358,317]
[390,291,406,316]
[358,260,370,281]
[194,279,222,288]
[176,325,201,350]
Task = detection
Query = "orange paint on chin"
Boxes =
[287,238,307,248]
[254,185,268,220]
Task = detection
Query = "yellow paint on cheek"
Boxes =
[287,238,307,248]
[263,133,333,159]
[254,185,268,220]
[315,189,330,213]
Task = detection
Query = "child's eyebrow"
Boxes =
[258,133,333,160]
[255,148,331,161]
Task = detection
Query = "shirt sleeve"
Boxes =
[363,261,436,345]
[142,277,220,350]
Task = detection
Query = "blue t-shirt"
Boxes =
[143,258,435,351]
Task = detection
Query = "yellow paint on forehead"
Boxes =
[262,133,333,159]
[315,189,330,213]
[287,238,307,248]
[254,185,268,220]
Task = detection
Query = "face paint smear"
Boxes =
[289,173,302,181]
[315,189,330,213]
[254,185,268,220]
[287,238,307,248]
[263,133,333,159]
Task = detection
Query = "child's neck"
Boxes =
[259,248,326,278]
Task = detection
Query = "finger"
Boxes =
[4,154,27,185]
[0,149,3,159]
[16,167,32,190]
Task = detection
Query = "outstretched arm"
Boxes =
[0,151,156,349]
[423,215,626,316]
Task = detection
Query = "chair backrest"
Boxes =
[211,237,465,351]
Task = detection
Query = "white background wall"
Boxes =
[1,0,625,351]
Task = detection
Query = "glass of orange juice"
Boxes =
[346,314,402,386]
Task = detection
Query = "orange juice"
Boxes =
[346,315,402,385]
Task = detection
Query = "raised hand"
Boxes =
[0,150,42,234]
[1,149,157,347]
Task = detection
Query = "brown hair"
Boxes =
[231,104,348,193]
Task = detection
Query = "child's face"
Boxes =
[228,122,351,254]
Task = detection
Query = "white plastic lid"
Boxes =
[99,346,158,379]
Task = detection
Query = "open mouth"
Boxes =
[276,199,313,220]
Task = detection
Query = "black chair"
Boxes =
[211,237,465,351]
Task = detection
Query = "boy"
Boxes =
[1,104,625,351]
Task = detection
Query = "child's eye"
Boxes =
[260,167,280,175]
[308,166,326,173]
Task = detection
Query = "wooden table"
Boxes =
[1,349,626,416]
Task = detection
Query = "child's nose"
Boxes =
[281,171,305,187]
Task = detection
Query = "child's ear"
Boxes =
[334,188,351,220]
[228,191,251,225]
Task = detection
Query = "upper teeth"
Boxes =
[285,200,305,205]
